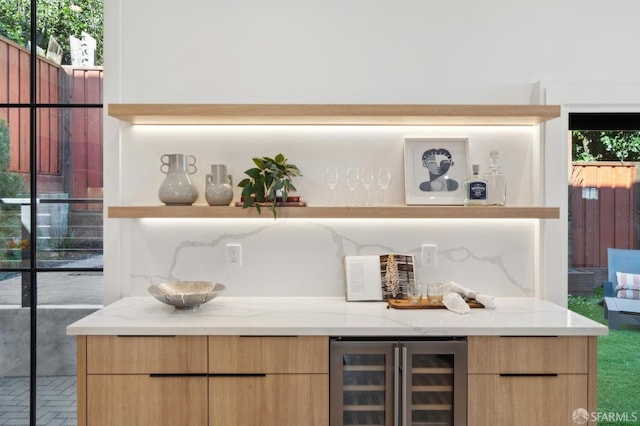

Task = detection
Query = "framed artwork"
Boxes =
[404,137,470,205]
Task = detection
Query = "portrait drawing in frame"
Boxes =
[404,137,470,205]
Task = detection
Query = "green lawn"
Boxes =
[568,289,640,425]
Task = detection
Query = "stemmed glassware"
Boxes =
[377,168,392,205]
[325,167,339,205]
[360,168,374,205]
[346,168,360,205]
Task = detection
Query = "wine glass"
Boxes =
[360,168,374,205]
[325,167,339,205]
[346,168,360,205]
[377,168,392,204]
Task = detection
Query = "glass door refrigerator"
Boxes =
[330,337,467,426]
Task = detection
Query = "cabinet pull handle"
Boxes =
[401,346,408,426]
[499,373,558,377]
[117,335,177,338]
[499,335,558,338]
[393,346,400,426]
[149,373,208,378]
[209,373,267,377]
[238,335,295,338]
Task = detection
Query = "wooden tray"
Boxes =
[387,298,484,309]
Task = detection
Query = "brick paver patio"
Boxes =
[0,376,76,425]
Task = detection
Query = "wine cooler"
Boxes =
[330,337,467,426]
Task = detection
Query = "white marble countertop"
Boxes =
[66,296,608,336]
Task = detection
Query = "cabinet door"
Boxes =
[210,374,329,426]
[209,376,264,426]
[406,341,467,426]
[329,341,395,426]
[468,374,588,426]
[209,336,328,373]
[87,375,208,426]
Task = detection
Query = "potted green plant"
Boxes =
[238,153,302,218]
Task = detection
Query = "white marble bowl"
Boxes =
[148,281,226,310]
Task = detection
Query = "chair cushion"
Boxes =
[616,272,640,299]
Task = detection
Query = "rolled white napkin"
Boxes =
[440,280,496,313]
[443,292,470,314]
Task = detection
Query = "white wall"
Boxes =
[103,0,640,304]
[111,0,640,104]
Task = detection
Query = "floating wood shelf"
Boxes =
[108,104,560,126]
[108,205,559,220]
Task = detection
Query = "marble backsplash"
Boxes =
[121,218,537,298]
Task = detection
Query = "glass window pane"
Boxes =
[0,203,29,269]
[1,107,30,272]
[36,107,103,269]
[34,107,103,196]
[34,272,103,424]
[0,2,32,104]
[36,200,103,270]
[37,270,103,306]
[0,107,31,180]
[36,0,104,104]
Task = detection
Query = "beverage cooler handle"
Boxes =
[401,346,408,426]
[393,346,400,426]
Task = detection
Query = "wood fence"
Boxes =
[0,36,103,203]
[570,162,638,268]
[67,67,103,207]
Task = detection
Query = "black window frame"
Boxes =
[0,2,103,424]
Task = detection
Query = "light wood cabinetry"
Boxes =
[468,335,588,374]
[77,335,329,426]
[87,375,208,426]
[82,336,208,426]
[210,373,328,426]
[468,374,587,426]
[78,334,597,426]
[86,335,207,374]
[209,335,329,373]
[468,336,597,426]
[208,336,329,426]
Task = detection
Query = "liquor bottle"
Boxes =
[464,164,488,206]
[485,150,507,206]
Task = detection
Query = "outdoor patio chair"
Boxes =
[603,248,640,330]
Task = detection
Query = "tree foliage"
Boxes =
[0,0,103,65]
[572,130,640,162]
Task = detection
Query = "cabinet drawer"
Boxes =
[87,335,208,374]
[209,374,329,426]
[87,375,208,426]
[209,336,328,374]
[468,374,588,426]
[468,336,588,374]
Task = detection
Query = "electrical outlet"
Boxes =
[226,243,241,265]
[421,244,437,268]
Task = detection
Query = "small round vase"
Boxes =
[158,153,199,206]
[205,164,234,206]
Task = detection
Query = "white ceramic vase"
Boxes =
[158,153,199,205]
[205,164,234,206]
